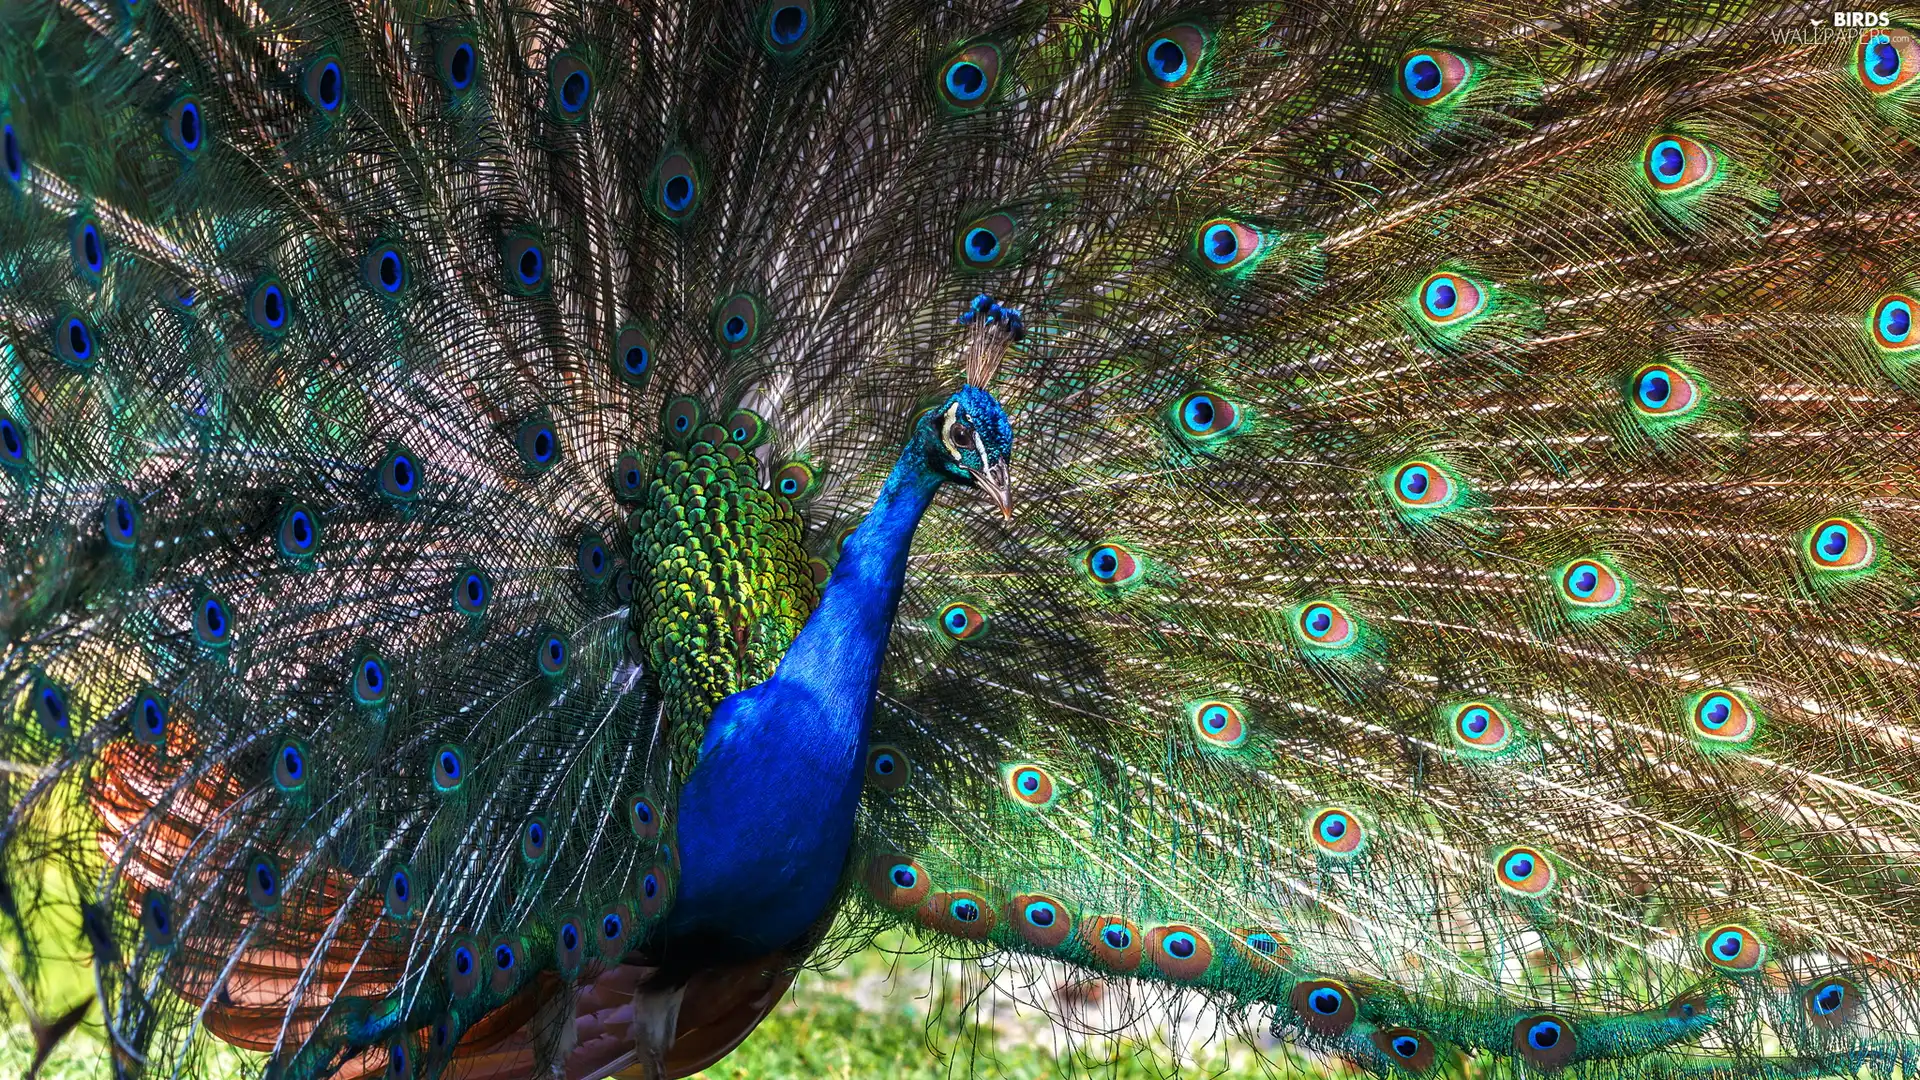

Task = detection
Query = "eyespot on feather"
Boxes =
[1557,559,1625,610]
[1416,272,1484,324]
[917,890,995,940]
[1005,893,1073,949]
[614,327,654,387]
[1079,915,1143,973]
[1370,1027,1438,1073]
[938,43,1002,111]
[1512,1015,1575,1069]
[956,212,1016,268]
[1805,517,1874,572]
[1493,844,1555,897]
[1002,762,1059,808]
[1229,927,1291,968]
[1628,363,1701,418]
[714,294,761,349]
[549,53,593,117]
[1308,806,1365,857]
[1194,219,1262,271]
[866,744,910,790]
[503,234,547,293]
[1701,924,1766,973]
[1289,979,1357,1036]
[1172,391,1241,439]
[1804,977,1860,1029]
[764,2,816,54]
[1449,701,1512,753]
[1858,27,1920,93]
[936,602,986,641]
[1084,543,1141,586]
[437,33,478,92]
[1146,924,1213,981]
[865,854,929,910]
[1688,689,1757,745]
[1140,24,1207,88]
[655,152,699,220]
[1190,700,1247,748]
[1396,48,1471,106]
[1294,602,1356,649]
[1643,135,1715,193]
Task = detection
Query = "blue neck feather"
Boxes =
[662,432,944,965]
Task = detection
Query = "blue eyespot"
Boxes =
[723,315,748,342]
[1881,297,1911,343]
[1318,812,1348,842]
[1202,222,1240,265]
[196,595,231,646]
[57,316,95,367]
[168,99,204,154]
[539,635,567,676]
[602,912,623,939]
[251,280,288,332]
[965,227,1000,262]
[551,55,592,115]
[1146,38,1188,83]
[3,123,22,185]
[1424,276,1457,317]
[1162,931,1197,959]
[1103,925,1132,949]
[0,415,27,468]
[494,944,514,971]
[1308,987,1343,1015]
[1699,694,1734,730]
[946,61,987,101]
[1814,982,1846,1014]
[455,571,489,615]
[444,42,476,90]
[516,246,543,286]
[434,746,464,790]
[1024,901,1055,927]
[769,5,809,47]
[314,61,343,110]
[34,681,70,738]
[354,656,388,704]
[368,247,406,294]
[1650,139,1685,184]
[379,449,420,499]
[104,496,137,548]
[1867,33,1901,85]
[890,864,917,889]
[1503,852,1534,881]
[250,858,279,903]
[74,221,104,277]
[132,689,168,746]
[1527,1019,1562,1050]
[948,897,980,922]
[1404,53,1442,98]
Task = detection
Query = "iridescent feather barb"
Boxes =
[2,1,1920,1078]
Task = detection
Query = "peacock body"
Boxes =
[2,1,1919,1077]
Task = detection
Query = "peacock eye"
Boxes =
[938,43,1002,111]
[1397,48,1472,105]
[1859,27,1920,92]
[1643,134,1715,193]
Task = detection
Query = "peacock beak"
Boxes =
[975,461,1013,521]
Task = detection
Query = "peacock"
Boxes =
[2,0,1919,1076]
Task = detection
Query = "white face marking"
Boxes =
[940,403,975,462]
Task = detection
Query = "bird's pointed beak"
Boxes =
[975,461,1013,522]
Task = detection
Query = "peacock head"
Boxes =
[925,383,1013,519]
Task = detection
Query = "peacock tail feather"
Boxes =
[2,0,1919,1077]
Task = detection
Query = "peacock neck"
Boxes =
[663,433,945,965]
[767,442,945,710]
